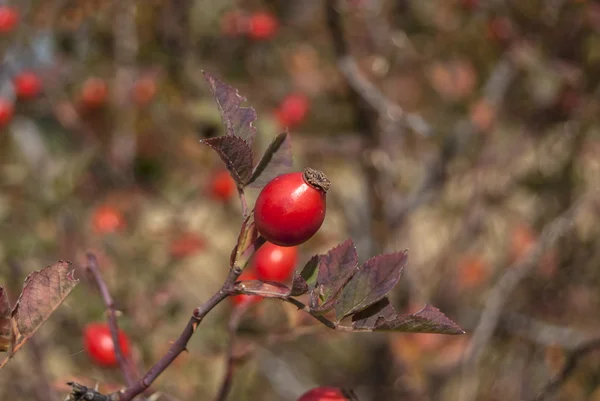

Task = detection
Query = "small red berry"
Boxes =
[0,6,19,34]
[14,71,42,99]
[276,93,310,129]
[231,271,262,306]
[209,170,236,201]
[248,11,278,40]
[297,387,349,401]
[92,205,126,234]
[170,232,205,259]
[81,77,108,109]
[83,322,131,367]
[253,242,298,282]
[0,99,14,127]
[254,168,330,247]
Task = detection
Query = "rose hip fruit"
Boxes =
[253,242,298,282]
[0,6,19,33]
[276,93,310,129]
[254,168,330,247]
[209,170,236,201]
[248,11,278,40]
[0,99,14,127]
[297,387,350,401]
[14,71,42,99]
[92,205,126,234]
[83,322,131,367]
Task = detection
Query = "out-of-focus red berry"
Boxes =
[81,78,108,109]
[0,99,14,127]
[92,205,126,234]
[14,72,42,99]
[170,232,205,259]
[83,322,131,367]
[220,10,249,37]
[248,11,278,40]
[209,170,236,201]
[253,242,298,282]
[276,93,310,129]
[0,6,19,33]
[231,271,262,306]
[297,387,349,401]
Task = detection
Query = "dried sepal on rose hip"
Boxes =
[254,167,330,247]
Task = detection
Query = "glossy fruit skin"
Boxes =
[231,271,262,306]
[81,78,108,108]
[83,323,131,367]
[209,170,236,201]
[248,11,278,40]
[276,93,310,129]
[297,387,349,401]
[92,206,126,234]
[254,170,327,247]
[0,99,14,127]
[253,242,298,282]
[0,6,18,33]
[14,72,42,99]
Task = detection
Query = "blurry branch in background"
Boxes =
[532,337,600,401]
[388,55,517,229]
[213,303,249,401]
[459,191,598,401]
[86,253,139,388]
[110,0,139,178]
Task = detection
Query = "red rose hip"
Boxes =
[0,6,18,33]
[253,242,298,282]
[83,322,131,367]
[14,71,42,99]
[0,99,14,127]
[297,387,349,401]
[254,168,330,247]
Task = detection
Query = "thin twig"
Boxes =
[213,302,249,401]
[86,253,138,387]
[459,192,596,401]
[532,337,600,401]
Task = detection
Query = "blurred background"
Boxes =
[1,0,600,400]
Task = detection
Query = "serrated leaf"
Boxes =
[245,132,293,188]
[11,261,79,347]
[235,280,291,298]
[336,251,408,321]
[203,72,257,143]
[0,287,11,352]
[311,239,359,314]
[201,136,253,186]
[350,298,397,330]
[355,304,464,334]
[299,255,319,289]
[290,273,309,296]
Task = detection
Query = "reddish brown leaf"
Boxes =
[246,132,293,189]
[374,305,464,334]
[350,297,397,331]
[11,261,79,346]
[311,239,359,314]
[201,136,253,186]
[336,251,408,321]
[203,72,257,144]
[235,280,291,298]
[0,287,11,352]
[290,273,309,296]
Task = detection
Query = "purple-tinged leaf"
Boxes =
[369,305,464,334]
[311,239,359,314]
[350,297,397,331]
[232,212,259,268]
[290,273,309,296]
[299,254,319,289]
[245,132,293,188]
[11,261,79,347]
[336,250,408,321]
[201,136,253,186]
[203,72,257,143]
[235,280,291,298]
[0,287,11,352]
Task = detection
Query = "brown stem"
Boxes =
[86,253,138,387]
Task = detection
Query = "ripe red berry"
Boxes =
[81,77,108,109]
[209,170,236,201]
[170,232,205,259]
[297,387,349,401]
[0,99,14,127]
[83,322,131,367]
[276,93,310,129]
[13,71,42,99]
[254,168,330,247]
[248,11,278,40]
[92,205,126,234]
[0,6,19,34]
[253,242,298,282]
[231,271,262,306]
